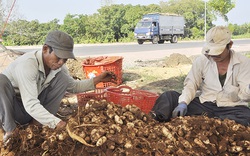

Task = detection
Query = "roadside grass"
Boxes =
[232,33,250,39]
[245,52,250,58]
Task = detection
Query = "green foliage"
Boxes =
[232,33,250,39]
[0,0,247,45]
[60,14,88,43]
[190,27,204,39]
[244,52,250,59]
[159,0,214,38]
[3,19,60,46]
[229,23,250,36]
[4,20,40,45]
[208,0,235,21]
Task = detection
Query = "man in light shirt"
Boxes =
[152,26,250,126]
[0,30,116,144]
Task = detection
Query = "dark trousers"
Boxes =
[152,91,250,126]
[0,72,68,132]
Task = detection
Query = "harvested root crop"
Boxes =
[4,99,250,156]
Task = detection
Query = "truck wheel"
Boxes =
[170,35,178,43]
[152,36,159,44]
[137,40,144,44]
[158,40,164,44]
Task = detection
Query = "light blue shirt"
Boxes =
[2,50,95,128]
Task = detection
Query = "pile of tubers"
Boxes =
[4,99,250,156]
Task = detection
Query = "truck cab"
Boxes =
[134,19,159,44]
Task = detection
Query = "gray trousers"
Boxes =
[152,91,250,126]
[0,72,68,132]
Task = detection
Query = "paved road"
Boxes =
[7,39,250,67]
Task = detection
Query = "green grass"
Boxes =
[232,33,250,39]
[245,53,250,58]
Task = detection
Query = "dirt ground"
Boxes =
[66,53,194,94]
[1,53,250,155]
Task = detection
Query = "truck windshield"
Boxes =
[135,22,152,28]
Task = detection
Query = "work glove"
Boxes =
[172,103,187,118]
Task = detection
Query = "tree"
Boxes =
[39,19,60,44]
[97,4,127,42]
[60,14,88,43]
[3,18,60,46]
[159,0,211,38]
[159,0,235,38]
[0,0,243,45]
[122,5,146,41]
[4,20,38,45]
[208,0,235,22]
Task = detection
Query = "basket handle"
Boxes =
[116,86,132,93]
[106,85,132,94]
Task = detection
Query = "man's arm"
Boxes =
[14,60,61,128]
[178,56,204,104]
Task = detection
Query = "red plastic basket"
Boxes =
[77,88,106,106]
[82,56,123,88]
[106,86,159,114]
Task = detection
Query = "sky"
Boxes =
[12,0,250,25]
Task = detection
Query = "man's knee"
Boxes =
[0,74,13,94]
[0,74,9,87]
[151,91,180,122]
[159,90,180,101]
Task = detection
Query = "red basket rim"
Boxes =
[82,56,123,67]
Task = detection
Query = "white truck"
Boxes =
[134,13,185,44]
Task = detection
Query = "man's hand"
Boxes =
[93,71,117,85]
[172,103,187,118]
[56,120,67,129]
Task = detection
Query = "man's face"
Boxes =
[43,46,68,70]
[209,48,229,62]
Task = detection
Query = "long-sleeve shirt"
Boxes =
[178,50,250,107]
[2,50,95,128]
